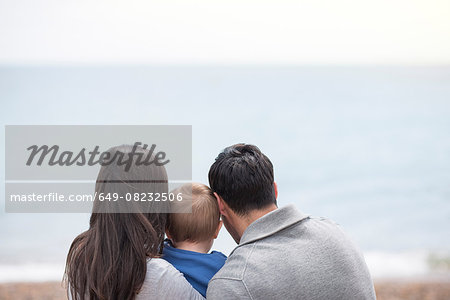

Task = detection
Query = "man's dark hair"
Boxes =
[208,144,276,215]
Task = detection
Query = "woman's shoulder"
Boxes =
[146,257,174,270]
[136,258,204,300]
[144,258,185,282]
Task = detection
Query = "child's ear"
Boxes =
[165,229,172,240]
[214,220,223,239]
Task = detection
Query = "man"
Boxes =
[206,144,376,299]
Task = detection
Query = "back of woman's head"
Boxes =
[65,145,169,300]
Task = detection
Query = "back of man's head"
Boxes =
[208,144,276,215]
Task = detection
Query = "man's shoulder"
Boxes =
[207,246,254,300]
[214,216,345,277]
[211,243,255,281]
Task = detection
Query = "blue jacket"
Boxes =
[162,240,227,297]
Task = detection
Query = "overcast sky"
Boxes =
[0,0,449,64]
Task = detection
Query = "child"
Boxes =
[163,183,227,297]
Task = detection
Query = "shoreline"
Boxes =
[0,281,66,300]
[1,279,450,300]
[374,279,450,300]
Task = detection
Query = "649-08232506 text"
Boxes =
[9,192,184,202]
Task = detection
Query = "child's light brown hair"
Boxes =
[167,183,220,243]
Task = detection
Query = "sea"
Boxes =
[0,66,449,282]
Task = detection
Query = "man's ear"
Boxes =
[274,182,278,199]
[214,192,228,216]
[214,220,223,239]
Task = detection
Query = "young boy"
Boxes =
[163,183,227,297]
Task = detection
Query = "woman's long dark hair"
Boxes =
[64,145,169,300]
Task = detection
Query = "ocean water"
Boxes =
[0,66,449,281]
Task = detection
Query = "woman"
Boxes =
[64,145,203,300]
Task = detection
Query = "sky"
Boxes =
[0,0,449,65]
